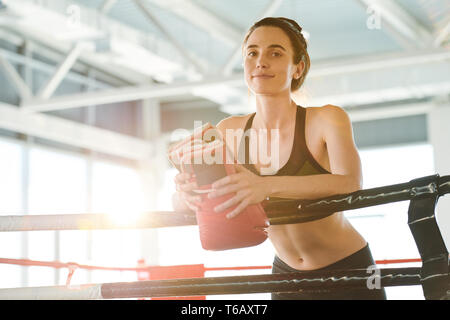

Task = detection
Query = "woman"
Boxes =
[173,17,386,300]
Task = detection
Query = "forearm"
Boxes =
[265,174,362,200]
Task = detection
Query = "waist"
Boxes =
[273,243,374,273]
[268,213,367,270]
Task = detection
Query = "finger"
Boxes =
[226,199,250,219]
[211,175,231,189]
[185,193,202,204]
[181,193,200,210]
[181,191,200,202]
[208,183,241,199]
[174,172,192,184]
[185,201,198,212]
[211,173,242,189]
[214,190,249,213]
[180,181,198,192]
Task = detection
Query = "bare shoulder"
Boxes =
[216,114,253,157]
[307,104,351,126]
[321,104,350,121]
[216,114,253,133]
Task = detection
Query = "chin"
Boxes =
[248,80,290,96]
[248,84,275,95]
[250,86,288,96]
[250,87,271,94]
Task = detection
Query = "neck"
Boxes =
[253,92,297,130]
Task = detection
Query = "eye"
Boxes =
[247,51,257,57]
[272,51,282,57]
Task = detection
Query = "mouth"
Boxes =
[252,75,275,79]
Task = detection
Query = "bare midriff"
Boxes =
[268,212,367,270]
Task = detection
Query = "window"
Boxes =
[28,146,87,286]
[0,138,23,288]
[90,161,145,283]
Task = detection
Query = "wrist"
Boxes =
[262,176,277,198]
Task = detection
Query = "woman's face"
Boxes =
[243,26,302,96]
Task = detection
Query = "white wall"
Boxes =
[427,101,450,250]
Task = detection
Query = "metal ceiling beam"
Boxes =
[434,18,450,47]
[99,0,117,14]
[0,101,438,163]
[132,0,204,75]
[148,0,242,46]
[0,29,126,88]
[1,24,148,85]
[20,48,450,112]
[0,53,32,100]
[0,102,153,161]
[36,42,86,99]
[356,0,434,49]
[221,0,284,75]
[21,62,450,114]
[3,0,162,84]
[310,48,450,76]
[22,74,244,112]
[0,48,110,89]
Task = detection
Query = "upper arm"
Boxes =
[216,116,247,160]
[321,105,363,189]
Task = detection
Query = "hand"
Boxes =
[207,164,269,219]
[174,172,201,212]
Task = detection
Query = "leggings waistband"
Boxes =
[273,244,376,273]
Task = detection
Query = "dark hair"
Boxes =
[243,17,310,92]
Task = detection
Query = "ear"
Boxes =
[293,60,305,79]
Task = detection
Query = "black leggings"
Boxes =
[271,244,387,300]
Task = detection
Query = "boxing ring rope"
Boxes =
[0,174,449,299]
[0,267,423,300]
[0,211,197,232]
[0,174,449,232]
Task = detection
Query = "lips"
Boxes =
[252,74,275,79]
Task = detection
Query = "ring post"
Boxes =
[407,174,450,300]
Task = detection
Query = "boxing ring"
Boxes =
[0,174,449,299]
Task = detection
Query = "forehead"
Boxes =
[245,26,292,49]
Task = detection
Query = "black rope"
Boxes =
[101,267,422,299]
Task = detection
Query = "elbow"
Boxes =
[347,175,363,193]
[354,180,363,192]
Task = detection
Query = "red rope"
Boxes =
[375,258,422,264]
[0,258,144,272]
[0,257,424,273]
[205,266,272,271]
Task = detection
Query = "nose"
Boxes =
[256,55,269,69]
